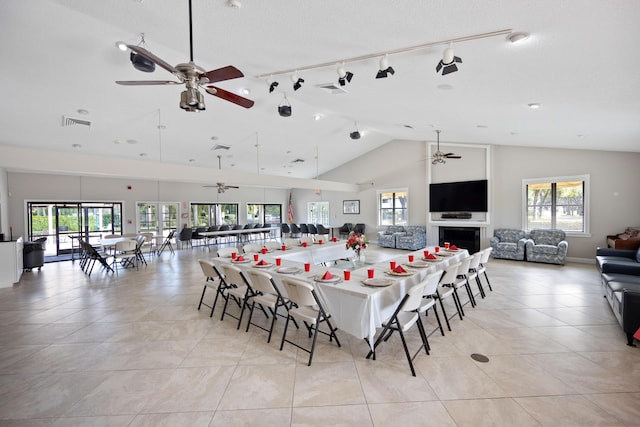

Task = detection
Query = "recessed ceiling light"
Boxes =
[528,103,541,109]
[241,88,250,95]
[510,132,519,135]
[113,139,122,144]
[157,124,166,130]
[76,109,89,115]
[227,0,241,8]
[72,143,82,148]
[313,114,322,121]
[477,124,488,128]
[139,152,147,157]
[211,136,219,140]
[115,41,128,51]
[437,84,454,90]
[127,139,137,144]
[188,158,195,162]
[507,32,530,43]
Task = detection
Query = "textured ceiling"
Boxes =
[0,0,638,184]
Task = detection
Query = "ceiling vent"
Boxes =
[291,158,305,163]
[315,83,348,94]
[211,144,231,151]
[62,115,91,129]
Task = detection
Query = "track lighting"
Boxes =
[266,77,279,93]
[337,63,353,86]
[291,72,304,91]
[436,44,462,75]
[376,55,395,79]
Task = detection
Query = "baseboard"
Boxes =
[566,256,595,264]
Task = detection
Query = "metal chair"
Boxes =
[366,279,431,376]
[279,277,341,366]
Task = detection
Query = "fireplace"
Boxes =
[439,226,481,254]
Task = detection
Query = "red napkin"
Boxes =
[236,256,245,261]
[393,265,407,273]
[450,244,458,250]
[256,260,268,266]
[426,253,437,260]
[321,271,333,280]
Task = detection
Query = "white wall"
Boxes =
[319,140,640,260]
[0,167,8,239]
[6,173,290,237]
[6,141,640,261]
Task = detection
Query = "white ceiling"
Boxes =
[0,0,639,184]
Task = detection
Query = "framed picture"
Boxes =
[343,200,360,214]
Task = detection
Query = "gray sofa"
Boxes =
[596,247,640,346]
[490,229,527,261]
[377,226,405,249]
[395,226,427,251]
[525,229,568,265]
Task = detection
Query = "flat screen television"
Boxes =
[429,179,488,212]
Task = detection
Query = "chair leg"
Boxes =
[483,271,493,291]
[451,287,465,317]
[475,276,486,299]
[436,293,452,331]
[397,327,416,377]
[197,286,207,310]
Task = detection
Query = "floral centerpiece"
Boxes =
[346,231,368,258]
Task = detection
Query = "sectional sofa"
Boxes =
[596,247,640,346]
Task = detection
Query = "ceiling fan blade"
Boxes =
[116,80,182,85]
[205,86,255,109]
[442,152,455,156]
[227,185,240,189]
[445,155,462,159]
[202,66,244,84]
[127,45,181,77]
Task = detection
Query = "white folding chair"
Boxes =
[419,271,445,336]
[279,278,341,366]
[478,247,494,293]
[436,262,463,331]
[366,280,431,377]
[197,259,229,318]
[467,252,485,299]
[245,270,292,342]
[220,264,254,329]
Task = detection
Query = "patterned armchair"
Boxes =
[525,229,568,265]
[377,225,405,248]
[396,226,427,251]
[490,228,527,261]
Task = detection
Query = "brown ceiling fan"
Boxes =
[115,0,254,111]
[431,130,461,165]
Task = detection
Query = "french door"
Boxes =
[28,202,122,257]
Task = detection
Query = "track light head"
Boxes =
[436,45,462,75]
[376,55,395,79]
[337,64,354,86]
[268,81,279,93]
[291,72,304,91]
[127,34,156,72]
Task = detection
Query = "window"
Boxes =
[523,175,589,234]
[246,204,281,225]
[307,202,329,225]
[189,203,238,226]
[137,202,178,236]
[378,189,408,226]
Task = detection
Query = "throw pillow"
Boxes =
[636,245,640,263]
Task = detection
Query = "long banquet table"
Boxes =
[211,241,469,349]
[200,227,276,245]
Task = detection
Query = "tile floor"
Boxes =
[0,244,639,426]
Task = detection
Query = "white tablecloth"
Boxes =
[211,244,468,347]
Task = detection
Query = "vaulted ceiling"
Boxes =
[0,0,638,186]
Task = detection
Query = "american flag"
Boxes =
[287,192,294,223]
